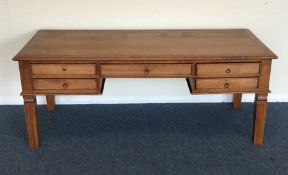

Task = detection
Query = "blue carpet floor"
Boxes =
[0,103,288,175]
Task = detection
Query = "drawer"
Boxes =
[33,79,97,90]
[196,78,259,90]
[196,63,260,76]
[146,64,192,76]
[101,64,146,77]
[101,64,192,77]
[31,64,96,75]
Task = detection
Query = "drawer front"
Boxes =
[196,78,259,90]
[33,79,97,90]
[101,64,146,77]
[197,63,260,76]
[146,64,192,76]
[31,64,96,75]
[101,64,192,77]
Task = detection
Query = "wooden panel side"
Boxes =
[19,61,33,93]
[258,60,272,91]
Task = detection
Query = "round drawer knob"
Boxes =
[226,68,231,73]
[144,69,149,76]
[63,83,68,89]
[62,66,67,71]
[224,83,230,88]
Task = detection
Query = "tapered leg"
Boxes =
[253,93,268,145]
[46,95,55,112]
[233,93,242,109]
[23,95,40,149]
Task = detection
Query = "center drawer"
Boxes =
[100,64,192,77]
[33,79,97,90]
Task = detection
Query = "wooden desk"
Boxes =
[13,29,277,148]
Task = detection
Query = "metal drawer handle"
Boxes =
[226,68,231,73]
[62,66,67,71]
[63,83,68,89]
[224,83,230,88]
[144,69,149,76]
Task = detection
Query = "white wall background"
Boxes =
[0,0,287,104]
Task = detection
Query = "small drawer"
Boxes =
[196,78,259,90]
[101,64,192,77]
[31,64,96,75]
[33,79,97,90]
[196,63,260,77]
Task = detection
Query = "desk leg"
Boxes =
[253,93,268,145]
[23,95,40,149]
[46,95,55,112]
[233,93,242,109]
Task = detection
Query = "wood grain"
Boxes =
[13,29,277,61]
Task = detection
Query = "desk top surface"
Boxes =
[13,29,277,61]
